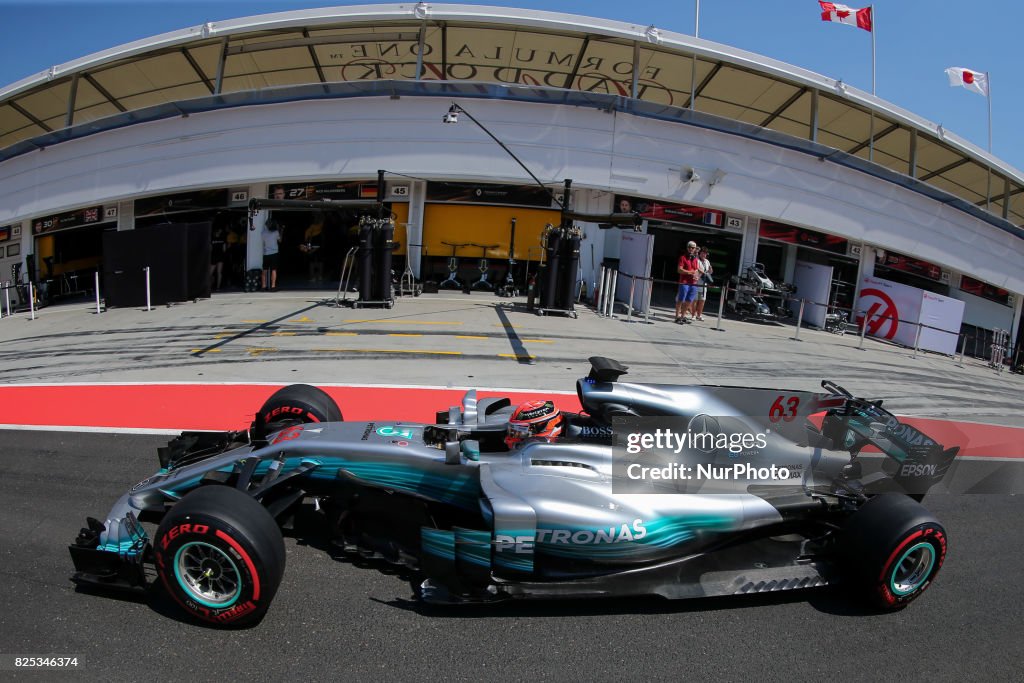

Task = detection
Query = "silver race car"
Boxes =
[70,357,956,625]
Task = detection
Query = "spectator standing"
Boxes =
[675,241,701,323]
[694,246,713,321]
[262,219,283,291]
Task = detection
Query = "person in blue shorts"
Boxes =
[675,241,701,324]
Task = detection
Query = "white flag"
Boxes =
[945,67,988,96]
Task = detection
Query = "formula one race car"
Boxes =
[70,358,957,626]
[727,263,795,321]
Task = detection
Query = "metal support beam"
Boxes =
[82,73,126,112]
[415,19,427,81]
[441,23,448,80]
[181,47,215,93]
[986,167,993,210]
[563,36,590,90]
[760,87,807,128]
[64,73,79,128]
[9,99,53,132]
[909,128,918,178]
[848,121,899,156]
[810,89,819,143]
[631,42,640,99]
[683,61,720,110]
[300,30,326,83]
[225,33,417,55]
[214,37,228,95]
[919,157,970,182]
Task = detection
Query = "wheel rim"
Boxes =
[174,541,242,608]
[890,542,936,596]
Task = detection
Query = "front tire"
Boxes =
[154,486,286,626]
[841,493,947,611]
[253,383,342,439]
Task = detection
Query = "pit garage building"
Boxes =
[1,3,1021,353]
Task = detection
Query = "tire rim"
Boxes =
[174,541,241,608]
[890,542,936,596]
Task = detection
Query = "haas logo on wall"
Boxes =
[857,275,965,356]
[858,288,900,339]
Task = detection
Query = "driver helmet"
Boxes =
[505,400,564,449]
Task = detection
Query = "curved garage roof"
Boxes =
[1,3,1022,229]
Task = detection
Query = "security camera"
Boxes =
[442,104,461,124]
[682,167,700,183]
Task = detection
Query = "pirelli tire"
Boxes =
[254,384,343,439]
[841,493,947,611]
[154,485,286,627]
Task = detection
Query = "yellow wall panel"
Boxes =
[422,204,559,261]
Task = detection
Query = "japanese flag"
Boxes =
[819,2,873,32]
[945,67,989,96]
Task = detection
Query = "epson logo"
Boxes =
[900,463,937,477]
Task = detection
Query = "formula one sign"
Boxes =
[310,27,693,105]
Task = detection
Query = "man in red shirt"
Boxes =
[675,241,701,323]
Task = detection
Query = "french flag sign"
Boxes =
[945,67,989,96]
[819,2,873,32]
[702,210,724,227]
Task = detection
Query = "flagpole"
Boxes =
[866,6,876,160]
[695,0,700,37]
[985,71,993,208]
[870,5,876,95]
[986,71,992,152]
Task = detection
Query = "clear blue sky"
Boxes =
[2,1,1020,172]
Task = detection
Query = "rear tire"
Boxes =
[154,485,286,626]
[841,493,947,611]
[253,384,342,439]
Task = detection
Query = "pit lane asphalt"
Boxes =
[2,429,1020,681]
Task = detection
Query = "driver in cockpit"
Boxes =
[503,399,615,449]
[504,400,565,449]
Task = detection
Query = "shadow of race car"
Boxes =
[70,357,957,626]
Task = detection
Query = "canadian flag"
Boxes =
[819,2,873,32]
[945,67,989,96]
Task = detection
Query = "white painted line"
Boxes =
[0,380,579,395]
[0,424,184,435]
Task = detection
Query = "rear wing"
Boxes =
[818,383,958,494]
